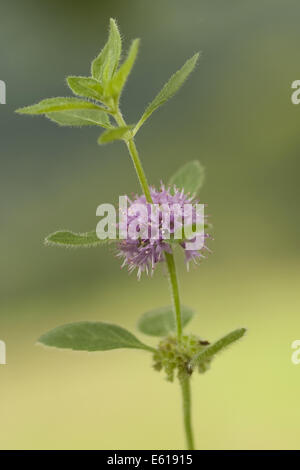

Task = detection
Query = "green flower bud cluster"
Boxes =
[153,334,211,382]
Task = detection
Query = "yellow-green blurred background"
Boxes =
[1,0,300,449]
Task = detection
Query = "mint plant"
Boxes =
[16,19,246,450]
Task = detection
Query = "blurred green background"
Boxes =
[1,0,300,450]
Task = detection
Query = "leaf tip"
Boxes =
[97,134,105,145]
[133,37,141,46]
[238,327,247,337]
[109,17,118,27]
[15,106,29,115]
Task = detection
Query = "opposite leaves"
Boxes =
[16,97,111,128]
[16,97,101,114]
[38,321,154,352]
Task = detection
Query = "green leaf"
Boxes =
[38,321,154,352]
[16,97,101,115]
[98,125,132,144]
[189,328,247,368]
[45,109,111,128]
[45,230,114,248]
[169,160,205,195]
[137,305,195,337]
[67,76,104,102]
[135,53,199,133]
[108,39,140,98]
[91,18,122,86]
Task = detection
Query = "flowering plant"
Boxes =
[16,19,246,450]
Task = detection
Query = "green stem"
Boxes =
[114,106,182,338]
[113,104,192,448]
[126,140,152,203]
[180,377,195,450]
[113,108,152,202]
[164,251,182,339]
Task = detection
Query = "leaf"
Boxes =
[38,321,154,352]
[16,97,101,115]
[135,53,199,132]
[45,230,114,248]
[67,76,104,102]
[46,112,93,127]
[169,160,205,195]
[137,305,195,337]
[108,39,140,98]
[189,328,247,368]
[98,125,132,144]
[91,18,122,85]
[45,109,111,128]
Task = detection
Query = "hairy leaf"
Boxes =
[169,160,205,195]
[108,39,140,98]
[98,125,132,144]
[137,305,195,337]
[16,97,100,115]
[67,76,104,102]
[190,328,247,367]
[45,230,114,248]
[38,322,154,352]
[135,53,199,132]
[91,18,122,85]
[46,109,111,127]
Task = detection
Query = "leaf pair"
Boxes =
[16,97,111,128]
[37,305,193,353]
[44,159,206,249]
[15,19,138,135]
[16,18,200,143]
[89,20,140,102]
[37,305,194,352]
[97,47,200,142]
[37,313,246,366]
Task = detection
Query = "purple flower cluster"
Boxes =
[117,184,210,278]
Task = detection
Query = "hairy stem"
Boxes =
[113,106,183,338]
[164,251,182,339]
[126,140,152,203]
[180,377,195,450]
[113,104,192,448]
[113,108,152,202]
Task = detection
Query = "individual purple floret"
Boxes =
[117,184,210,278]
